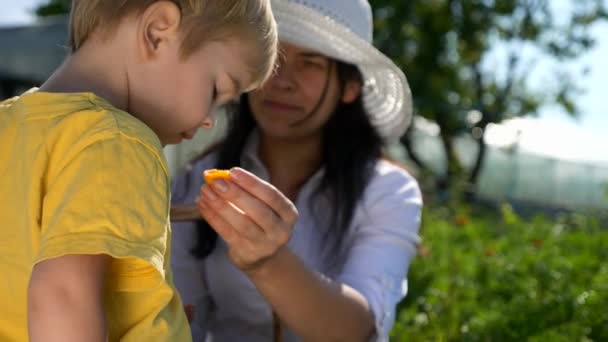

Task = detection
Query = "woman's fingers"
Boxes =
[196,169,298,271]
[205,179,288,240]
[198,189,283,271]
[228,168,299,226]
[197,198,236,244]
[200,185,264,242]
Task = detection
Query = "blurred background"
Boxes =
[1,0,606,340]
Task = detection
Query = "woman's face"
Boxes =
[248,42,360,141]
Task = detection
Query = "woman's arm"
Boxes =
[335,166,422,341]
[28,254,110,342]
[198,168,378,342]
[247,248,375,342]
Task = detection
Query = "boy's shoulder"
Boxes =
[11,90,169,178]
[54,93,161,151]
[17,91,163,157]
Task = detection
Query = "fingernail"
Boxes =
[213,179,229,192]
[229,168,242,181]
[202,187,218,200]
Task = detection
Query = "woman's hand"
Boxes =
[197,168,298,273]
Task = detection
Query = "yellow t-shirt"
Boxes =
[0,90,191,341]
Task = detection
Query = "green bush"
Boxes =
[391,204,608,341]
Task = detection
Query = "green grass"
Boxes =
[391,204,608,341]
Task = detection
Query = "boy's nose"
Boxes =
[201,117,215,129]
[200,107,219,129]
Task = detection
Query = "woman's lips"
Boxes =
[263,100,301,112]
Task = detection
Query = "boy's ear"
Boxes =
[139,1,182,59]
[341,79,362,104]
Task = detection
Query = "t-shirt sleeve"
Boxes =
[36,134,170,280]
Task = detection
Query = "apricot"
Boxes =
[204,169,231,183]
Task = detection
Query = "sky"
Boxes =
[1,0,606,165]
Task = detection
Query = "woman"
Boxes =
[170,0,422,341]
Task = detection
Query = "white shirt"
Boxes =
[170,133,422,342]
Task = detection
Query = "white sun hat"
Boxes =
[271,0,413,143]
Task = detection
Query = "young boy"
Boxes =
[0,1,277,341]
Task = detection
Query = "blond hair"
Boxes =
[69,0,278,86]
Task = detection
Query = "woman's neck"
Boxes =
[258,135,323,201]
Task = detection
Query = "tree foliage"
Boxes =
[35,0,70,17]
[370,0,607,195]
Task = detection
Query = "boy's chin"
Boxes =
[163,132,196,145]
[159,134,185,146]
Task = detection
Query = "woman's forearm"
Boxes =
[197,171,375,340]
[246,248,374,342]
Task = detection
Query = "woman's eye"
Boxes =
[305,60,324,69]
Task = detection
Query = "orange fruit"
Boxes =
[204,169,231,183]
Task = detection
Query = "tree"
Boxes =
[370,0,607,198]
[35,0,70,17]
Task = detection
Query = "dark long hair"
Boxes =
[191,61,383,259]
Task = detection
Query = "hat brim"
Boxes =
[272,0,413,142]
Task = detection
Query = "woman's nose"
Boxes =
[270,60,296,91]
